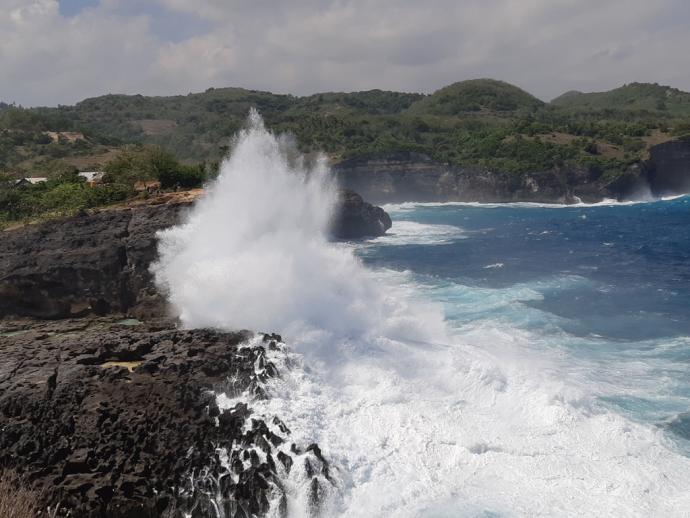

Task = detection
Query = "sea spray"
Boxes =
[154,112,690,517]
[155,111,340,333]
[153,109,446,343]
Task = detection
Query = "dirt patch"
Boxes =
[641,129,675,159]
[135,119,178,136]
[100,361,143,373]
[595,142,626,159]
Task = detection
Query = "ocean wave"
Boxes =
[365,220,466,246]
[384,194,690,213]
[156,111,690,516]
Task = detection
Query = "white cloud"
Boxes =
[1,0,689,105]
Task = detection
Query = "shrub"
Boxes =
[157,163,205,189]
[41,183,90,213]
[104,146,206,189]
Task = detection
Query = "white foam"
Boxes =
[156,112,690,517]
[236,291,690,517]
[366,220,465,246]
[661,194,688,201]
[384,194,689,213]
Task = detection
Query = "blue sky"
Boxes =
[58,0,98,17]
[3,0,690,106]
[58,0,210,42]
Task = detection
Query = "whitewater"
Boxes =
[154,111,690,517]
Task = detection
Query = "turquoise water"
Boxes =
[360,196,690,448]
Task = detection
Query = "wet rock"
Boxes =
[308,477,322,517]
[330,189,392,239]
[277,452,293,474]
[0,319,321,517]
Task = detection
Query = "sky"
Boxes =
[2,0,690,106]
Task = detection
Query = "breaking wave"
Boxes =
[154,111,690,517]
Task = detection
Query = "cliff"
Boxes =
[0,189,391,320]
[334,152,604,204]
[334,141,690,204]
[648,140,690,196]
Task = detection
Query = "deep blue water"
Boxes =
[359,196,690,446]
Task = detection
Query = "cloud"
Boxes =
[1,0,690,106]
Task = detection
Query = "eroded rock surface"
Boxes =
[0,319,328,517]
[0,201,189,320]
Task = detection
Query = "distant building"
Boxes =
[14,177,47,187]
[78,171,105,187]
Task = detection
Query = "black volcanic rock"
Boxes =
[0,320,325,517]
[0,201,190,320]
[331,189,392,239]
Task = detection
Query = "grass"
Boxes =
[0,469,41,518]
[0,469,67,518]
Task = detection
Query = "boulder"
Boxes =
[331,189,392,239]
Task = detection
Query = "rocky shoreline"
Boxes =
[0,187,385,516]
[0,317,329,517]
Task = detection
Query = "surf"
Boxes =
[154,112,690,517]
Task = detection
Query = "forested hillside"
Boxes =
[3,79,690,175]
[1,79,689,225]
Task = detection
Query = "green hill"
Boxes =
[1,79,689,188]
[408,79,544,115]
[4,78,690,226]
[551,82,690,115]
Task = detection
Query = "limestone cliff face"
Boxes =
[333,152,603,204]
[334,143,690,204]
[648,140,690,196]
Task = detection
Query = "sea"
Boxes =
[155,112,690,517]
[364,196,690,440]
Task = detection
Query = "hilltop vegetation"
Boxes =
[1,79,690,224]
[408,79,544,115]
[551,82,690,115]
